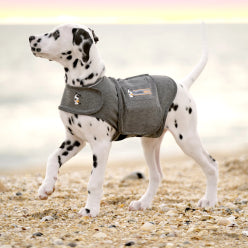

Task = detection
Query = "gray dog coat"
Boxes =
[59,74,177,141]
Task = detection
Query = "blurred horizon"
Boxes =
[1,0,248,24]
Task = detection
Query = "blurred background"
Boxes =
[0,0,248,170]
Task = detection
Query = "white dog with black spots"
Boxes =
[29,24,218,217]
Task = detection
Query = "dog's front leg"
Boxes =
[79,141,111,217]
[38,135,85,200]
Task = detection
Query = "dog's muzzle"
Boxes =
[29,35,42,55]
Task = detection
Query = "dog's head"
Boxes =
[29,24,99,65]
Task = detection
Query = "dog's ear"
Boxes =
[72,28,93,63]
[89,28,99,43]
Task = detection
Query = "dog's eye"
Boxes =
[52,30,60,40]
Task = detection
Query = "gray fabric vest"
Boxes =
[59,74,177,141]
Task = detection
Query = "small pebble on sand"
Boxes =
[41,215,54,222]
[93,232,107,238]
[121,171,145,181]
[140,222,156,231]
[125,241,135,246]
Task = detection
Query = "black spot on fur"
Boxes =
[209,155,216,162]
[64,67,69,72]
[67,55,72,60]
[71,116,74,124]
[66,141,71,145]
[52,30,60,40]
[74,114,78,119]
[85,64,90,69]
[85,208,90,214]
[189,107,192,114]
[62,151,68,156]
[88,191,91,194]
[60,142,66,149]
[73,141,81,147]
[72,80,75,85]
[94,137,97,140]
[173,104,178,111]
[107,127,110,131]
[78,123,81,128]
[174,120,178,128]
[37,38,41,43]
[90,123,92,126]
[67,127,74,135]
[93,154,97,162]
[67,145,74,151]
[33,43,37,47]
[93,154,97,168]
[58,155,62,167]
[68,117,72,125]
[179,134,183,140]
[36,48,41,52]
[73,59,79,68]
[84,73,94,80]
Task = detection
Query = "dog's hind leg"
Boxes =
[38,133,85,200]
[168,122,218,207]
[129,134,165,211]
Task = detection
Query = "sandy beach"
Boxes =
[1,148,248,248]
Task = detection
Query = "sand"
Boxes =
[1,149,248,248]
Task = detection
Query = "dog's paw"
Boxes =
[129,200,151,211]
[198,196,218,208]
[38,180,55,200]
[78,207,99,218]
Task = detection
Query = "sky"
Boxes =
[0,0,248,24]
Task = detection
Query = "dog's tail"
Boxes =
[181,23,208,90]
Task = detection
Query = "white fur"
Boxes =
[29,24,218,217]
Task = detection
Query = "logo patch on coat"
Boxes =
[128,88,152,98]
[74,93,81,105]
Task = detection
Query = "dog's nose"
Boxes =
[29,36,35,42]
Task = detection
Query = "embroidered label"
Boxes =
[128,88,152,98]
[74,93,81,105]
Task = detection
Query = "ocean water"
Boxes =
[0,24,248,170]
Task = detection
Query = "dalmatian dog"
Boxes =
[29,24,218,217]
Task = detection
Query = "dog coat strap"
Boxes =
[59,84,104,115]
[58,77,119,138]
